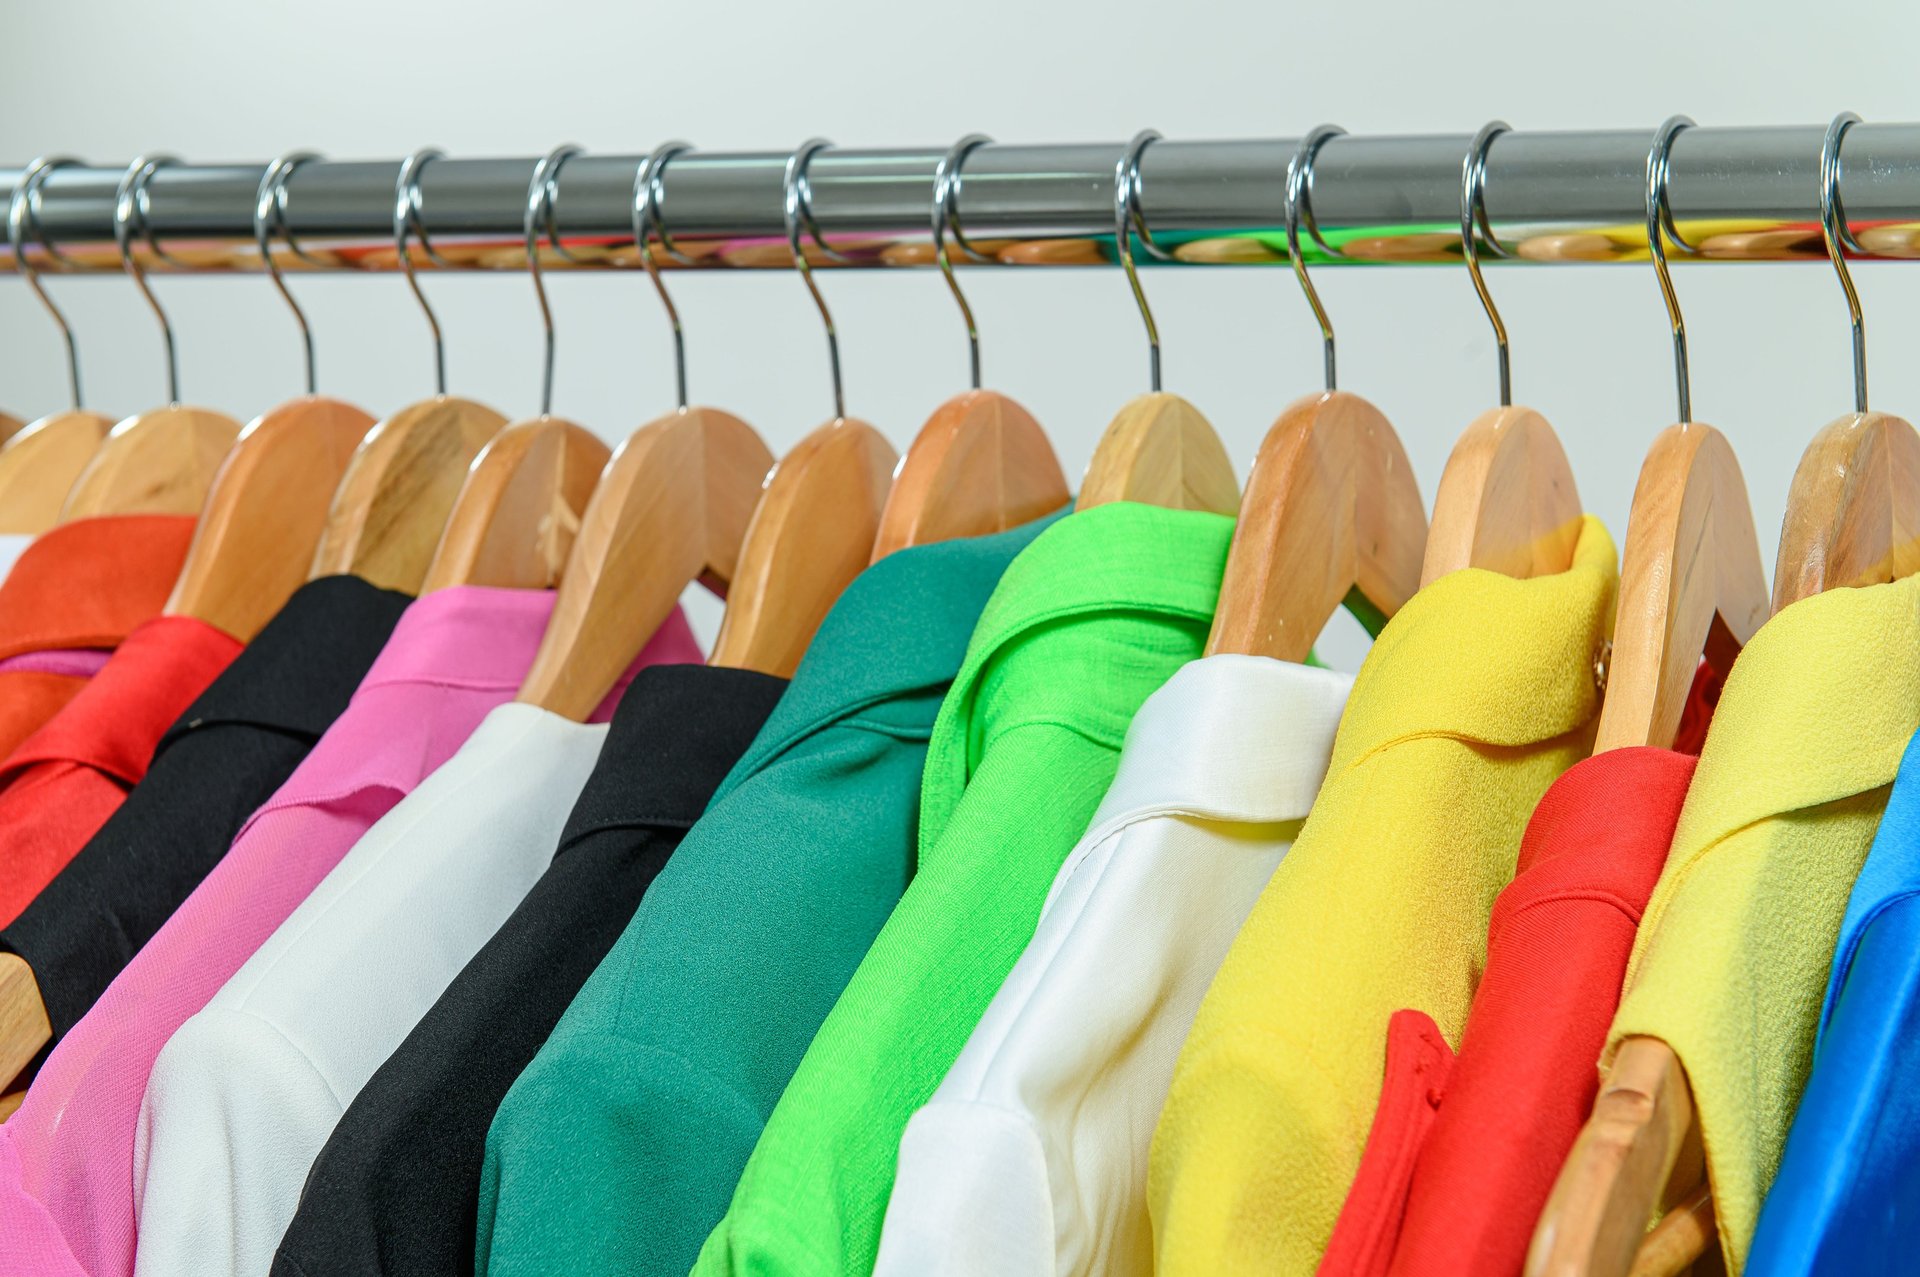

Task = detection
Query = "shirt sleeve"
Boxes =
[133,1007,345,1277]
[876,1101,1058,1277]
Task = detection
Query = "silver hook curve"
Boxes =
[785,137,846,420]
[934,133,994,391]
[255,150,323,395]
[8,156,86,410]
[1287,125,1347,392]
[1646,115,1701,423]
[114,154,184,405]
[394,148,450,395]
[634,140,693,410]
[1115,130,1172,393]
[526,144,583,416]
[1462,122,1515,406]
[1821,112,1869,413]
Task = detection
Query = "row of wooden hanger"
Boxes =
[3,114,1914,1274]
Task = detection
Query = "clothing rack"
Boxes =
[7,124,1920,273]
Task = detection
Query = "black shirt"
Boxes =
[0,575,411,1048]
[271,663,786,1277]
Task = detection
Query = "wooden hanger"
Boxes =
[0,410,114,533]
[419,417,611,591]
[710,418,897,676]
[871,136,1069,560]
[0,414,22,447]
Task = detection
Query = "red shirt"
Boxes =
[0,615,240,925]
[0,517,198,762]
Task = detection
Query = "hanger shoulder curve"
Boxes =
[1594,422,1767,754]
[1076,391,1239,515]
[870,389,1068,563]
[0,950,48,1093]
[0,410,114,533]
[1422,404,1583,587]
[58,405,242,523]
[419,416,611,593]
[0,412,24,447]
[1207,389,1428,661]
[1772,409,1920,612]
[710,417,898,678]
[308,395,506,592]
[517,405,774,721]
[164,396,376,642]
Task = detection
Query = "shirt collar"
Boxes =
[1083,653,1352,835]
[358,586,564,695]
[716,508,1066,797]
[557,665,788,852]
[0,516,197,660]
[918,501,1235,851]
[0,616,241,785]
[1327,514,1617,769]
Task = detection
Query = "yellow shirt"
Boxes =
[1147,516,1617,1276]
[1606,572,1920,1273]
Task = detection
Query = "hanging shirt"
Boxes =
[1610,573,1920,1272]
[874,653,1350,1277]
[1148,515,1618,1277]
[691,501,1233,1277]
[0,575,412,1277]
[0,615,242,925]
[0,515,197,762]
[272,664,786,1277]
[128,676,697,1277]
[1316,746,1700,1277]
[474,511,1058,1277]
[0,587,694,1277]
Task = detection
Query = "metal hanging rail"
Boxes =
[6,126,1920,274]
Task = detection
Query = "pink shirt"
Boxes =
[0,586,699,1277]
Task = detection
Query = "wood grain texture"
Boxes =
[1593,423,1767,754]
[58,405,241,522]
[0,410,113,533]
[0,953,48,1097]
[1207,390,1427,661]
[1629,1184,1716,1277]
[1076,392,1239,516]
[164,396,375,642]
[1526,1037,1702,1277]
[871,389,1068,563]
[420,416,611,592]
[710,418,898,678]
[516,405,774,721]
[1422,404,1583,586]
[308,395,506,592]
[1771,410,1920,612]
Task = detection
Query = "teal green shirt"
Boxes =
[474,511,1062,1277]
[692,501,1234,1277]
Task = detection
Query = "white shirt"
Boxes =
[875,655,1351,1277]
[130,703,609,1277]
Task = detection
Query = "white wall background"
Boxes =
[6,0,1920,665]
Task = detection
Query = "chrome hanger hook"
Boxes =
[114,154,185,405]
[526,144,584,417]
[1115,130,1178,393]
[934,133,995,391]
[394,148,451,396]
[1462,122,1516,406]
[1286,125,1348,393]
[785,137,847,420]
[1646,115,1702,423]
[255,150,323,395]
[1821,112,1869,413]
[8,156,87,410]
[633,140,693,410]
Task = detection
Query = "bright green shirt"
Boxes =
[473,511,1061,1277]
[692,501,1234,1277]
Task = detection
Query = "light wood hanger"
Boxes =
[1209,126,1428,660]
[871,136,1068,561]
[420,147,614,592]
[0,415,21,447]
[1077,131,1239,517]
[516,141,778,719]
[1423,124,1581,587]
[308,149,507,591]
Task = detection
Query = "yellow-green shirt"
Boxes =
[1606,571,1920,1272]
[1148,515,1618,1275]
